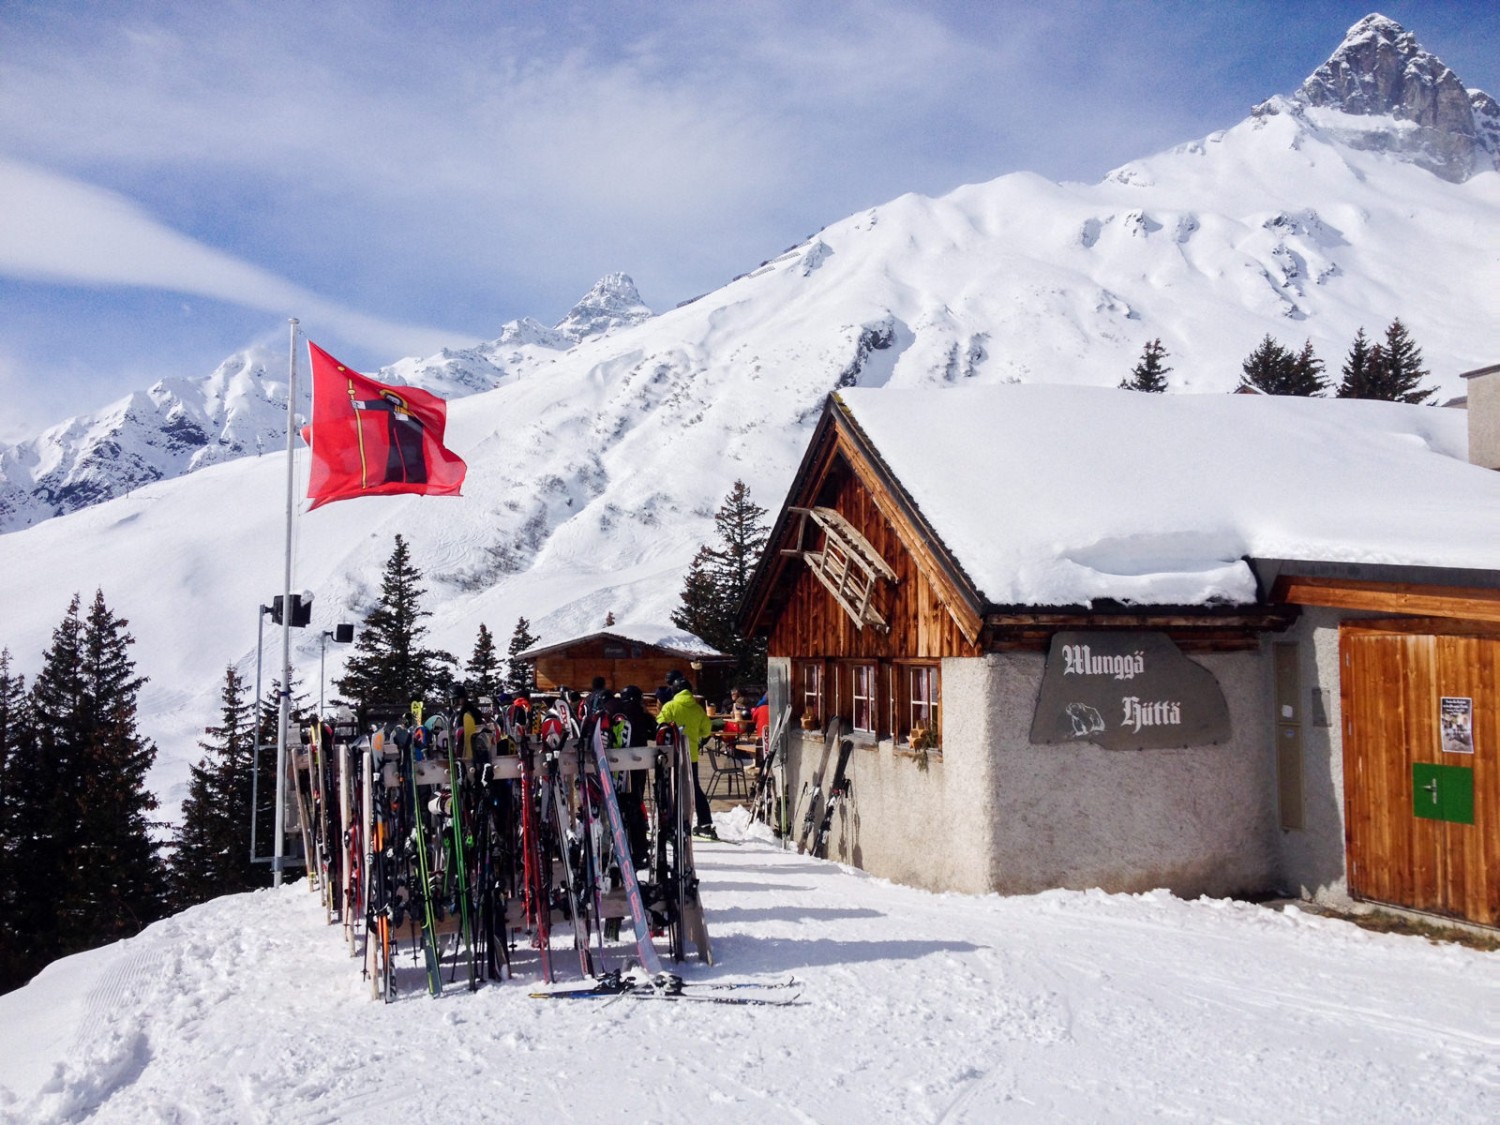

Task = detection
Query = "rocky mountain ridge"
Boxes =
[1263,13,1499,182]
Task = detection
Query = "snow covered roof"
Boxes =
[515,622,729,662]
[831,386,1500,608]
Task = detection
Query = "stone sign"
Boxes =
[1029,631,1231,751]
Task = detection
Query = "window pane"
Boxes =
[802,662,823,721]
[907,666,939,740]
[852,663,875,732]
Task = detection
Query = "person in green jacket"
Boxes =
[656,678,716,838]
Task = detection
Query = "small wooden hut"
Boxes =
[516,624,733,701]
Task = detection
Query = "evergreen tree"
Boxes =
[1119,338,1171,392]
[1376,319,1436,404]
[1238,335,1325,396]
[672,545,732,653]
[70,592,168,943]
[1335,321,1436,403]
[335,535,454,713]
[672,480,771,682]
[1288,339,1328,396]
[1336,327,1375,398]
[171,666,269,909]
[604,610,616,627]
[2,593,168,990]
[713,480,770,603]
[0,649,27,988]
[0,648,22,817]
[465,624,502,701]
[506,617,540,693]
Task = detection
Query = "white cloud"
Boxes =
[0,156,467,359]
[0,348,42,442]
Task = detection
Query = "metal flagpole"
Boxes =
[273,317,300,887]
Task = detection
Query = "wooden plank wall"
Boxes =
[1341,622,1499,928]
[534,647,735,699]
[768,466,979,662]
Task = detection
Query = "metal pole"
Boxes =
[250,604,266,864]
[273,317,299,886]
[319,631,329,718]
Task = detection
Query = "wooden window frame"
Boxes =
[893,661,941,747]
[797,660,825,727]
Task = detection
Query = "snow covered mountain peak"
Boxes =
[0,343,291,532]
[1271,12,1499,182]
[552,272,653,343]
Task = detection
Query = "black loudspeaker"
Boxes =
[334,623,354,643]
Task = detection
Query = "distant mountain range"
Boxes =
[0,273,653,532]
[1,13,1497,803]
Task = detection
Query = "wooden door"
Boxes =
[1341,622,1499,927]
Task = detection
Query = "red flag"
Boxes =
[303,341,467,510]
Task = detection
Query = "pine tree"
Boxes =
[672,480,771,682]
[69,592,168,944]
[1376,319,1436,404]
[171,666,269,909]
[336,535,455,714]
[604,610,616,627]
[0,648,22,817]
[2,597,83,989]
[1238,335,1325,396]
[713,480,770,603]
[1335,327,1378,398]
[1119,339,1171,392]
[672,545,732,653]
[506,617,540,692]
[1288,339,1328,396]
[465,624,502,701]
[0,649,27,988]
[3,592,168,989]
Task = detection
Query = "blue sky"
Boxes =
[1,1,1496,438]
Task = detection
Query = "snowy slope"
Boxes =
[0,824,1494,1122]
[2,16,1499,815]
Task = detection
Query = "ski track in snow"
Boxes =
[0,815,1495,1124]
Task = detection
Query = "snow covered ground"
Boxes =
[2,809,1494,1124]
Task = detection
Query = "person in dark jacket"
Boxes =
[615,684,657,746]
[586,675,613,717]
[615,685,656,861]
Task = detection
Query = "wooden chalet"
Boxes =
[742,385,1500,929]
[516,625,733,701]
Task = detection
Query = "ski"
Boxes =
[812,731,856,860]
[750,704,792,830]
[674,729,713,964]
[444,731,479,991]
[588,714,665,976]
[529,974,802,1006]
[516,733,553,983]
[796,717,843,854]
[405,720,444,997]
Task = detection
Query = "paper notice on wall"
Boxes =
[1440,696,1474,755]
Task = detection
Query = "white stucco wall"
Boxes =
[779,648,1282,899]
[985,651,1279,897]
[1270,607,1357,908]
[779,657,997,894]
